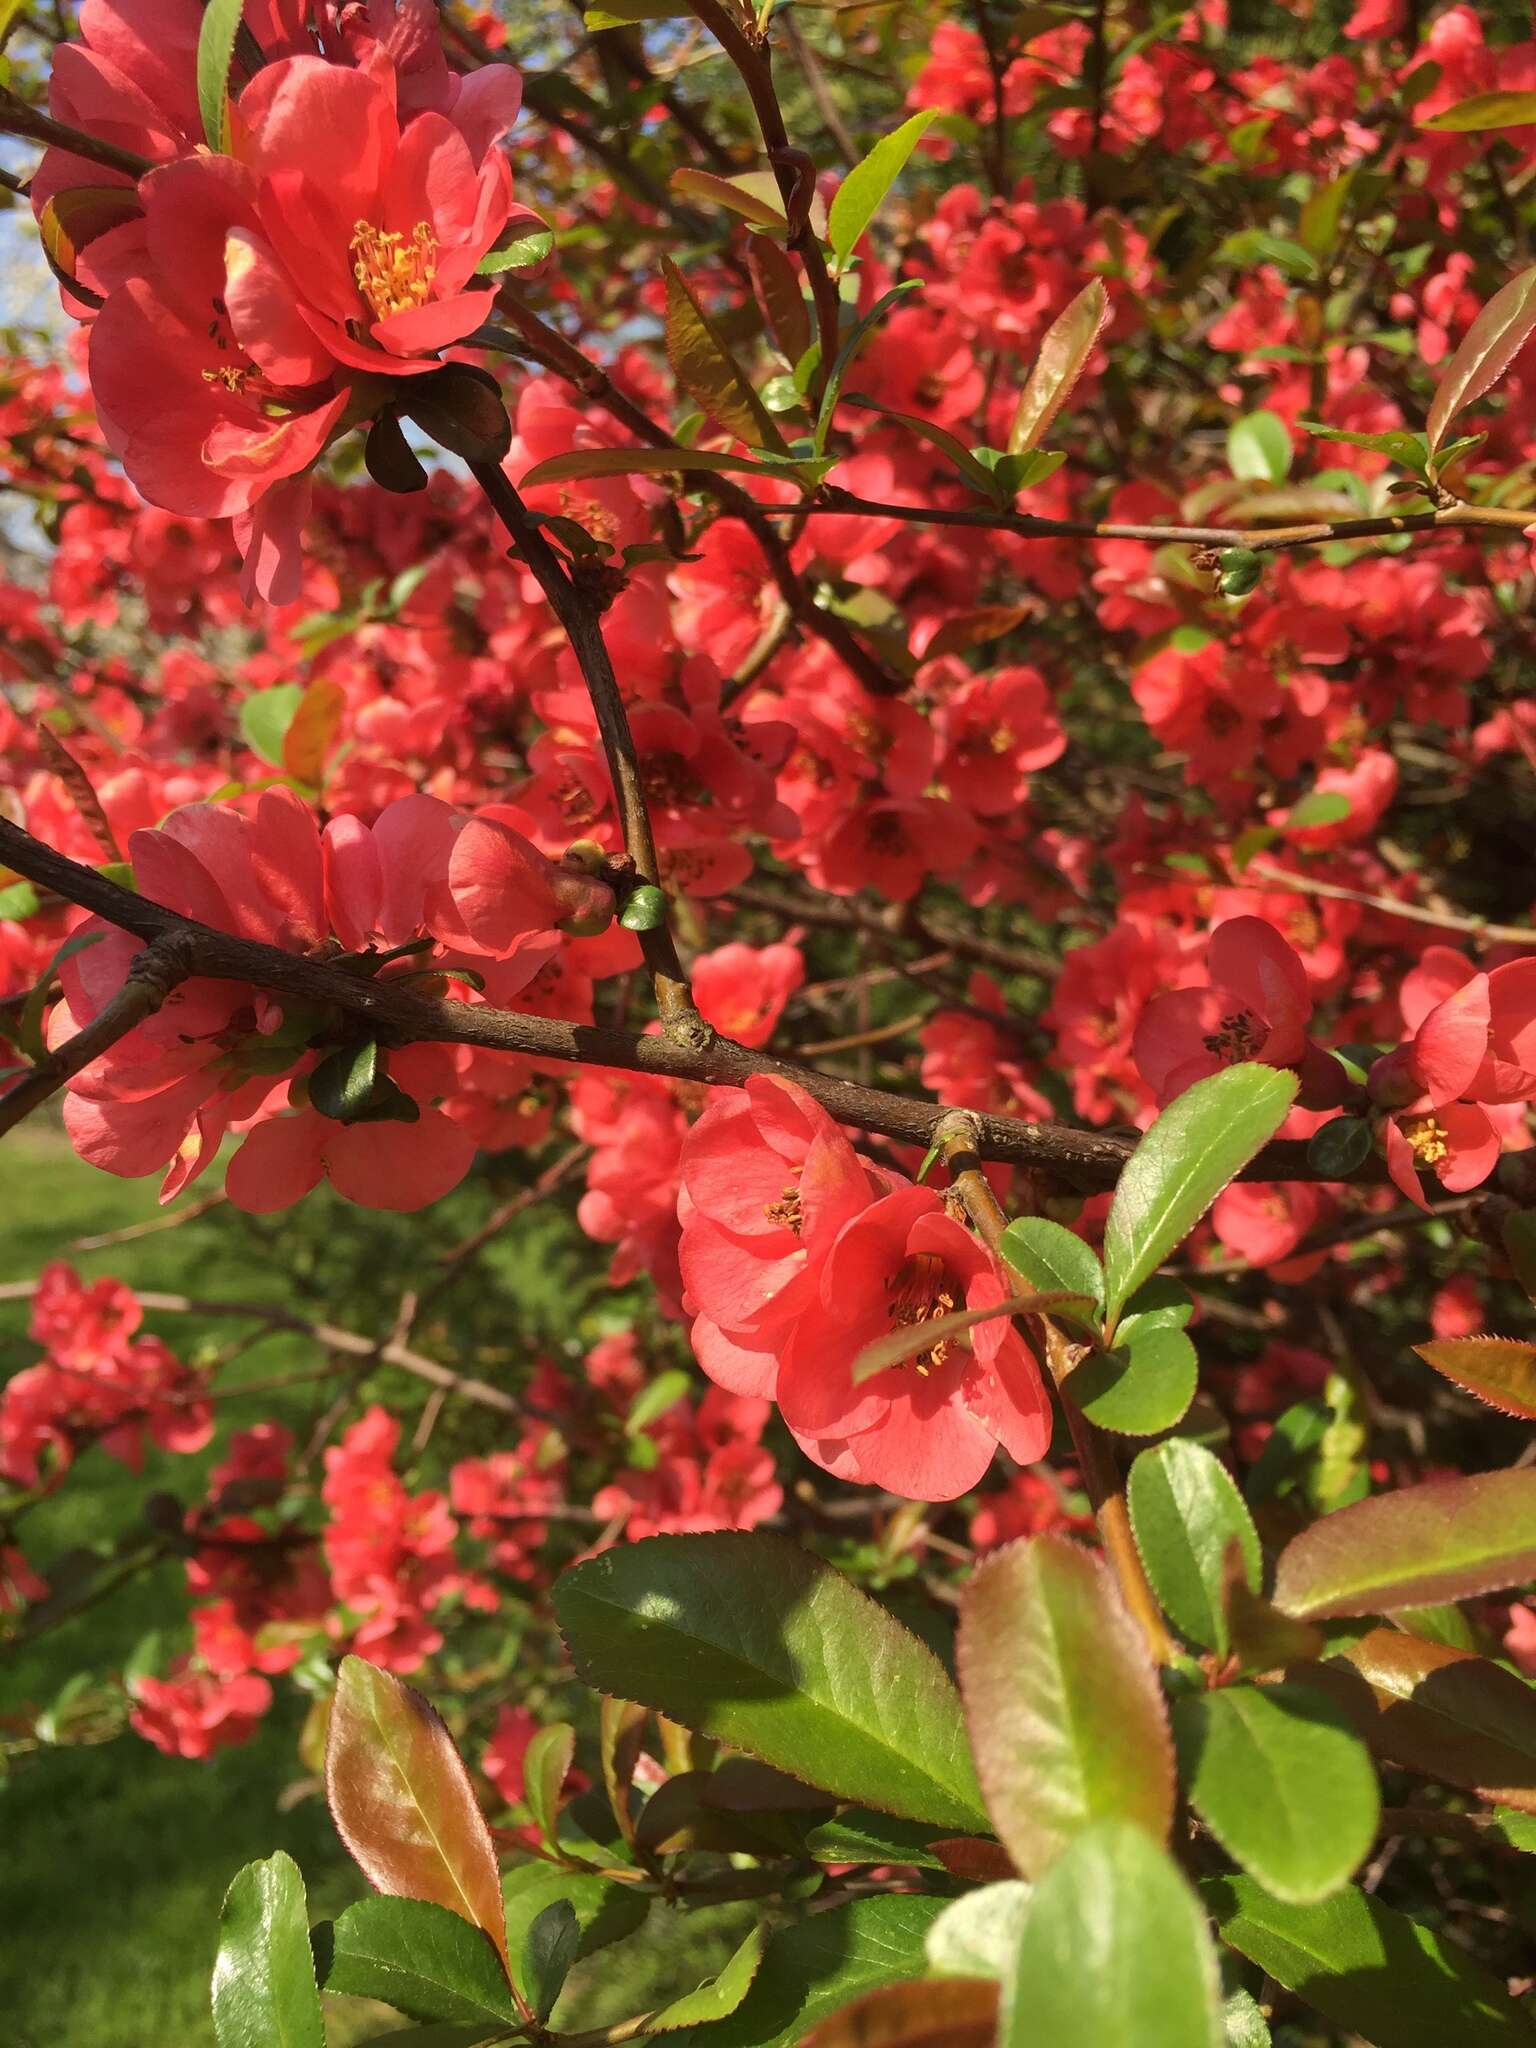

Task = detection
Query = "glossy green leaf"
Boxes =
[1202,1874,1534,2045]
[1414,1337,1536,1419]
[641,1924,767,2034]
[1128,1438,1261,1653]
[211,1852,324,2048]
[554,1533,987,1831]
[1175,1682,1378,1903]
[239,684,304,768]
[1427,263,1536,454]
[1002,1822,1223,2048]
[1227,410,1292,484]
[957,1534,1174,1879]
[519,1901,578,2023]
[1319,1627,1536,1812]
[664,256,786,451]
[1274,1468,1536,1618]
[310,1041,379,1123]
[1009,278,1110,453]
[476,222,555,274]
[521,1723,575,1847]
[1420,90,1536,131]
[500,1864,648,1973]
[196,0,244,150]
[326,1657,513,1979]
[998,1216,1104,1308]
[827,110,938,275]
[1069,1320,1197,1436]
[800,1809,951,1870]
[318,1898,521,2027]
[663,1894,945,2048]
[1101,1064,1299,1331]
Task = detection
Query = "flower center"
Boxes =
[764,1184,802,1234]
[1400,1112,1450,1166]
[884,1251,958,1375]
[1201,1007,1268,1064]
[351,220,438,322]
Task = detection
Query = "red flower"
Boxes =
[690,940,805,1049]
[128,1664,272,1758]
[775,1185,1052,1502]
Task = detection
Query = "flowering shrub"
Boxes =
[4,0,1536,2040]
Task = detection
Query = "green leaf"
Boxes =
[827,110,938,276]
[1002,1822,1223,2048]
[211,1852,324,2048]
[1307,1115,1373,1178]
[1414,1337,1536,1419]
[641,1924,767,2033]
[0,879,39,920]
[1069,1320,1197,1436]
[1273,1467,1536,1618]
[1202,1874,1535,2045]
[956,1533,1174,1879]
[1420,90,1536,131]
[1427,263,1536,454]
[662,1895,945,2048]
[521,1723,575,1847]
[925,1882,1031,1980]
[1127,1438,1261,1653]
[239,684,305,769]
[196,0,244,150]
[310,1041,381,1123]
[585,0,691,22]
[476,222,555,274]
[841,395,1000,496]
[619,883,670,932]
[1319,1626,1536,1813]
[850,1287,1095,1382]
[519,1901,578,2023]
[553,1533,987,1832]
[1101,1063,1299,1332]
[663,257,787,452]
[998,1216,1104,1309]
[814,278,923,455]
[1174,1683,1379,1904]
[1284,789,1350,829]
[1009,278,1110,453]
[319,1898,521,2027]
[1222,1988,1272,2047]
[800,1809,951,1870]
[1227,410,1292,484]
[1298,420,1430,468]
[500,1865,647,1972]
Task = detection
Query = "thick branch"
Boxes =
[0,90,152,178]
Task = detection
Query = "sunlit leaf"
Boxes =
[1420,90,1536,131]
[211,1853,324,2048]
[196,0,244,150]
[1128,1438,1261,1653]
[664,256,787,451]
[827,110,939,275]
[1426,264,1536,453]
[1008,278,1110,453]
[1414,1336,1536,1419]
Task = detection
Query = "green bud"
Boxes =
[619,884,670,933]
[1217,546,1264,597]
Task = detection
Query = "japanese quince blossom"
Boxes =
[679,1076,1050,1500]
[39,1,529,599]
[52,788,609,1212]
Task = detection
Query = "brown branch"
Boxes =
[0,936,190,1139]
[0,816,1386,1189]
[935,1109,1175,1665]
[0,89,152,179]
[469,462,705,1041]
[1248,863,1536,949]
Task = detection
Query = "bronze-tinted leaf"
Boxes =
[957,1533,1175,1879]
[1009,278,1110,454]
[748,239,813,368]
[599,1697,647,1849]
[1314,1628,1536,1812]
[664,256,786,451]
[1273,1469,1536,1618]
[281,678,345,788]
[1426,263,1536,453]
[325,1655,511,1980]
[799,1977,998,2048]
[1415,1336,1536,1419]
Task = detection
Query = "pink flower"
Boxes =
[690,941,805,1048]
[774,1185,1052,1502]
[128,1664,272,1757]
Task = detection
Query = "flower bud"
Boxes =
[1217,547,1264,597]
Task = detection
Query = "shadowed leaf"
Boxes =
[317,1897,521,2027]
[799,1977,997,2047]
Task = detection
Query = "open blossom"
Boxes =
[690,940,805,1049]
[128,1664,272,1758]
[52,789,607,1212]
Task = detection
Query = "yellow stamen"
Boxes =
[1400,1113,1450,1166]
[350,219,438,322]
[884,1251,958,1375]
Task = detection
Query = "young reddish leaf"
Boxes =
[670,168,788,230]
[598,1697,647,1850]
[281,677,345,788]
[799,1977,998,2048]
[1426,263,1536,454]
[1317,1627,1536,1813]
[1008,278,1110,454]
[325,1655,513,1981]
[747,238,812,368]
[1415,1336,1536,1419]
[957,1533,1175,1879]
[1273,1469,1536,1619]
[664,256,787,451]
[926,1838,1018,1883]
